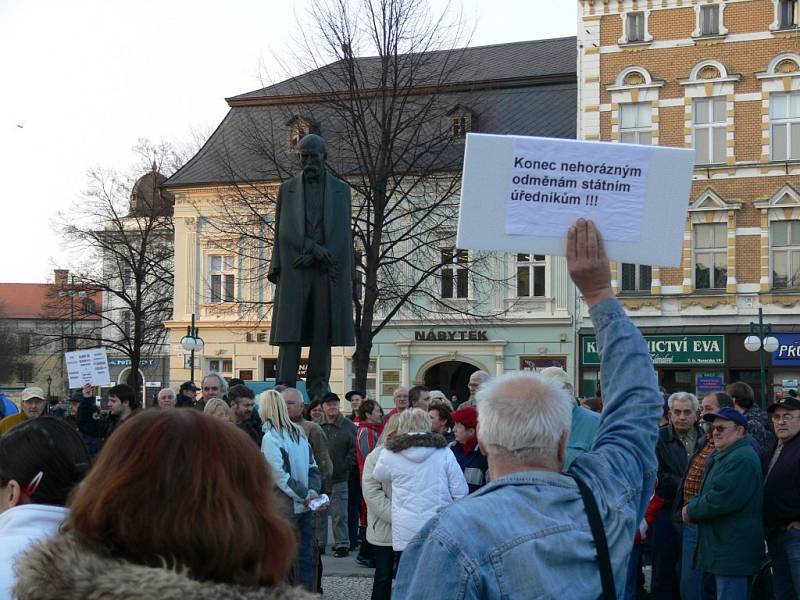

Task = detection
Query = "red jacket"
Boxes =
[356,421,381,474]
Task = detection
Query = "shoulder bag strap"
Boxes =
[572,472,616,600]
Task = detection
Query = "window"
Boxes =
[772,221,800,288]
[17,333,30,355]
[207,358,233,374]
[694,97,727,164]
[347,358,377,399]
[440,248,468,299]
[627,12,645,42]
[619,103,652,145]
[121,269,132,290]
[621,263,652,292]
[779,0,798,28]
[209,255,235,303]
[694,223,728,289]
[354,249,364,301]
[771,91,800,161]
[700,4,720,35]
[452,115,472,139]
[238,370,253,381]
[122,310,132,338]
[82,298,96,314]
[17,364,33,383]
[289,122,310,152]
[66,336,77,351]
[516,254,546,297]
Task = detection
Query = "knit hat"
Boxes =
[451,406,478,430]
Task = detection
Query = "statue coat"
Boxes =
[268,171,356,347]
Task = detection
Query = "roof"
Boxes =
[165,36,577,188]
[0,283,102,320]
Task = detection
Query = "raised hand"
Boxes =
[566,218,614,307]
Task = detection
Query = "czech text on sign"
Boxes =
[582,335,725,365]
[772,334,800,366]
[507,137,649,242]
[65,347,112,388]
[414,330,488,341]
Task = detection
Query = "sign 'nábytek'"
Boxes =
[415,330,488,341]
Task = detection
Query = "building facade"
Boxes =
[577,0,800,401]
[164,37,580,405]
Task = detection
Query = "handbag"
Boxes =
[572,472,617,600]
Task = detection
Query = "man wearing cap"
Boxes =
[682,407,764,599]
[0,387,46,435]
[764,394,800,599]
[175,382,197,408]
[318,392,357,557]
[451,406,488,494]
[345,390,364,423]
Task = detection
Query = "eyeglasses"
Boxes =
[711,424,736,433]
[771,413,799,423]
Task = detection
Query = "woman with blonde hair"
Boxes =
[203,398,232,422]
[371,408,467,559]
[258,390,320,592]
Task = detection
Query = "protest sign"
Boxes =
[65,347,111,388]
[456,134,695,266]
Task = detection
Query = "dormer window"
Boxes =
[447,106,476,140]
[627,12,645,42]
[700,5,720,35]
[287,117,317,152]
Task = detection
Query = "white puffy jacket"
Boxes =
[372,432,468,551]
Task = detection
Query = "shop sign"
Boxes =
[696,374,725,395]
[772,334,800,366]
[582,335,725,366]
[108,358,158,368]
[414,330,488,341]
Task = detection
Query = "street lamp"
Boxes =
[46,376,52,401]
[743,307,779,410]
[180,313,204,384]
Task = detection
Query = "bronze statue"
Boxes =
[268,134,355,400]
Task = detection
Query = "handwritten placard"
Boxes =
[457,134,694,267]
[65,347,111,388]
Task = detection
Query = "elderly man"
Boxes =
[156,388,176,409]
[200,372,227,409]
[539,366,600,471]
[764,395,800,599]
[652,391,703,599]
[674,391,734,600]
[394,219,662,599]
[682,407,764,600]
[458,371,490,408]
[384,386,409,421]
[0,387,46,435]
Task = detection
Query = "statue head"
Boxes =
[298,134,327,181]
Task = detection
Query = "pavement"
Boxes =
[320,547,376,600]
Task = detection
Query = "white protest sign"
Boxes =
[456,134,695,266]
[65,347,112,388]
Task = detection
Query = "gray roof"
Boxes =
[166,37,577,188]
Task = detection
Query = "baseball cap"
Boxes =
[322,392,341,404]
[452,406,478,430]
[768,396,800,412]
[20,387,45,402]
[702,406,747,427]
[179,381,197,392]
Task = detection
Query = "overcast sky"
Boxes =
[0,0,576,283]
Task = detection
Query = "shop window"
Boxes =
[779,0,798,28]
[771,220,800,289]
[619,103,652,145]
[693,97,727,164]
[694,223,727,290]
[626,12,646,42]
[621,263,652,292]
[346,358,377,399]
[516,254,546,297]
[208,255,235,303]
[770,91,800,161]
[699,4,721,36]
[440,248,468,299]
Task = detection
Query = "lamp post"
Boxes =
[743,308,779,410]
[180,313,204,384]
[46,376,52,401]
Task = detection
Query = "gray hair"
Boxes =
[476,372,573,470]
[202,372,228,395]
[281,387,302,403]
[157,387,176,398]
[469,370,491,384]
[668,391,698,412]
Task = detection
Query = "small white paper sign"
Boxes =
[457,134,695,267]
[65,347,111,389]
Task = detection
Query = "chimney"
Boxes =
[54,269,69,286]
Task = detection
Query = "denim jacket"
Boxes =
[394,298,662,599]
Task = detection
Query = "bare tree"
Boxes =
[182,0,514,392]
[41,140,185,394]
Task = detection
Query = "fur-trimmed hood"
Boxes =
[385,432,447,453]
[13,534,316,600]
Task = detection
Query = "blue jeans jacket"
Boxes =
[394,298,662,599]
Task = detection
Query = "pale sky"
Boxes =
[0,0,577,283]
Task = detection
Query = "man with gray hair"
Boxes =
[200,372,228,410]
[458,370,491,408]
[394,219,662,599]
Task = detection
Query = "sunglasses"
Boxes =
[711,424,737,433]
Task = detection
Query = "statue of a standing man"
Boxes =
[268,134,355,400]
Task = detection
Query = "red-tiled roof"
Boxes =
[0,283,102,320]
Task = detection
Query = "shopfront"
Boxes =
[770,333,800,397]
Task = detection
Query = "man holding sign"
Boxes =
[394,220,662,599]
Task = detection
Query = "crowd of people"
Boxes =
[0,220,797,599]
